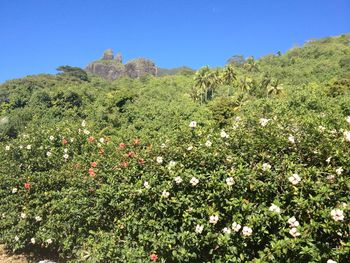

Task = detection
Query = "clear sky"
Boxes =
[0,0,349,83]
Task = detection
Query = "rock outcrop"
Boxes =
[85,49,157,80]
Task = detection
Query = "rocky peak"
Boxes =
[85,50,157,80]
[102,49,114,60]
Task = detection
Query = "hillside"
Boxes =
[0,35,349,262]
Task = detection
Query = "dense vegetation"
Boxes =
[0,34,349,262]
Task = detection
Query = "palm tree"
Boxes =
[243,56,259,72]
[267,79,284,96]
[221,65,237,96]
[193,66,211,103]
[206,69,222,99]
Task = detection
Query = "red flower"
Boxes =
[126,151,136,158]
[91,162,97,168]
[119,143,126,149]
[62,138,68,145]
[138,159,145,165]
[89,168,96,177]
[88,136,95,143]
[150,253,158,262]
[121,161,129,168]
[24,183,31,189]
[133,138,141,145]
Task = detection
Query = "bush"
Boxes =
[1,97,349,262]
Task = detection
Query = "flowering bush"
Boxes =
[1,94,349,262]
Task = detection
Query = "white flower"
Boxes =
[318,126,326,132]
[346,116,350,124]
[12,188,18,194]
[222,227,231,234]
[161,190,170,198]
[143,181,150,189]
[235,116,241,122]
[288,135,295,144]
[46,151,52,157]
[187,145,193,151]
[26,145,32,150]
[63,154,69,160]
[168,161,176,169]
[242,226,253,236]
[289,227,301,237]
[49,136,54,141]
[327,174,336,182]
[190,177,199,186]
[99,138,105,143]
[327,260,337,263]
[70,138,74,142]
[343,131,350,142]
[81,120,86,127]
[326,157,332,164]
[189,121,197,128]
[262,163,271,171]
[220,130,229,139]
[288,173,301,185]
[205,140,212,147]
[288,217,300,227]
[46,238,53,244]
[209,215,219,224]
[269,204,281,214]
[83,129,90,135]
[174,176,183,184]
[232,222,241,232]
[5,145,10,151]
[226,177,235,186]
[63,148,68,153]
[30,238,36,244]
[35,216,42,222]
[19,145,23,149]
[20,212,26,219]
[156,156,163,164]
[195,224,204,234]
[259,118,270,127]
[331,209,344,221]
[335,167,343,175]
[14,236,19,241]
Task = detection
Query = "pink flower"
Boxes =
[119,143,126,149]
[150,253,158,261]
[121,161,129,168]
[126,151,136,158]
[88,136,95,143]
[89,168,95,177]
[24,183,31,189]
[91,162,97,168]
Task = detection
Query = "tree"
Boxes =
[221,65,237,96]
[193,66,211,103]
[267,79,284,96]
[227,55,245,66]
[56,65,89,81]
[243,56,259,72]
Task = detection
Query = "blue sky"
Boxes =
[0,0,349,83]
